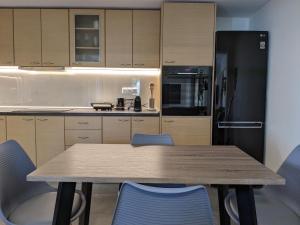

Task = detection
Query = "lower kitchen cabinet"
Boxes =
[65,130,102,146]
[0,116,6,143]
[131,117,160,137]
[161,117,211,145]
[103,116,131,144]
[36,116,64,167]
[6,116,36,164]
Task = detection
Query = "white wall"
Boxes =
[217,17,250,31]
[250,0,300,171]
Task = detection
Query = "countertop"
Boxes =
[0,106,160,116]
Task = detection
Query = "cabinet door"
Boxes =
[0,116,6,143]
[103,117,131,144]
[162,3,215,66]
[162,117,211,145]
[14,9,42,66]
[106,10,132,67]
[36,116,64,167]
[41,9,69,66]
[6,116,36,164]
[132,117,160,137]
[70,9,105,67]
[0,9,14,66]
[133,10,160,68]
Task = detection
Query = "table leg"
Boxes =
[236,186,257,225]
[217,185,231,225]
[79,182,93,225]
[52,182,76,225]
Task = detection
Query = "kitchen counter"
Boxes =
[0,107,160,116]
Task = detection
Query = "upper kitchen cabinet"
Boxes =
[106,10,132,67]
[133,10,160,68]
[70,9,105,67]
[162,3,216,66]
[41,9,69,66]
[0,9,14,66]
[14,9,42,66]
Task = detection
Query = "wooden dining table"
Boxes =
[27,144,285,225]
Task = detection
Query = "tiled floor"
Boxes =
[1,184,222,225]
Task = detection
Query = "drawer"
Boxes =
[65,116,102,130]
[65,130,102,145]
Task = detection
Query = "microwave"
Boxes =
[162,66,212,116]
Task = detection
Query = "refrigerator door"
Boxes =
[213,31,268,163]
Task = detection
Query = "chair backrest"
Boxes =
[0,140,52,223]
[112,181,214,225]
[266,145,300,216]
[131,134,174,146]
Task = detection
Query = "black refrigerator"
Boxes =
[213,31,268,163]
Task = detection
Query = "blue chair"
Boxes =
[225,145,300,225]
[112,181,215,225]
[131,133,174,146]
[0,140,86,225]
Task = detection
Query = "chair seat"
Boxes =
[229,190,300,225]
[8,191,82,225]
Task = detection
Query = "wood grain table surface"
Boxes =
[28,144,285,186]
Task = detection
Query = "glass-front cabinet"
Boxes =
[69,9,105,66]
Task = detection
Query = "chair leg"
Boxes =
[79,182,93,225]
[218,185,231,225]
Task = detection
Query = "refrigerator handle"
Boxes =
[218,121,263,129]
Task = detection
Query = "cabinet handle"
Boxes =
[126,64,131,66]
[0,118,4,121]
[44,62,54,65]
[78,122,89,125]
[134,63,145,66]
[37,118,48,122]
[22,118,33,122]
[164,60,175,64]
[78,136,89,140]
[6,61,12,64]
[134,119,144,122]
[164,120,174,123]
[30,61,40,65]
[118,119,129,122]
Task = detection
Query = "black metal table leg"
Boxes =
[52,182,76,225]
[236,186,258,225]
[79,182,93,225]
[217,185,231,225]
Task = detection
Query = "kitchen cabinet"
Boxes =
[161,117,211,145]
[0,9,14,66]
[14,9,42,66]
[41,9,69,66]
[69,9,106,67]
[132,10,160,68]
[36,116,64,166]
[103,117,131,144]
[65,130,102,145]
[131,117,160,137]
[0,116,6,143]
[65,116,102,130]
[6,116,36,164]
[106,10,132,67]
[162,3,215,66]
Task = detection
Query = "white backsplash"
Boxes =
[0,69,160,107]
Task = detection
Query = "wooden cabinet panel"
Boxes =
[41,9,69,66]
[132,117,160,137]
[133,10,160,68]
[0,116,6,143]
[65,130,102,146]
[162,3,215,66]
[6,116,36,164]
[162,117,211,145]
[69,9,105,67]
[65,116,102,130]
[36,116,64,167]
[0,9,14,66]
[103,117,131,144]
[14,9,42,66]
[106,10,132,67]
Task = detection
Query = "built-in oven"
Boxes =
[162,66,212,116]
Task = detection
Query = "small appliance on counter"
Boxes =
[91,102,113,111]
[134,96,142,112]
[115,98,125,111]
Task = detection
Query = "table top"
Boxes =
[28,144,285,185]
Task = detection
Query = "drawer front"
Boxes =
[132,117,160,137]
[103,116,131,144]
[65,116,102,130]
[0,116,6,143]
[162,117,211,145]
[65,130,102,145]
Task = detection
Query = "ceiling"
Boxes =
[0,0,270,17]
